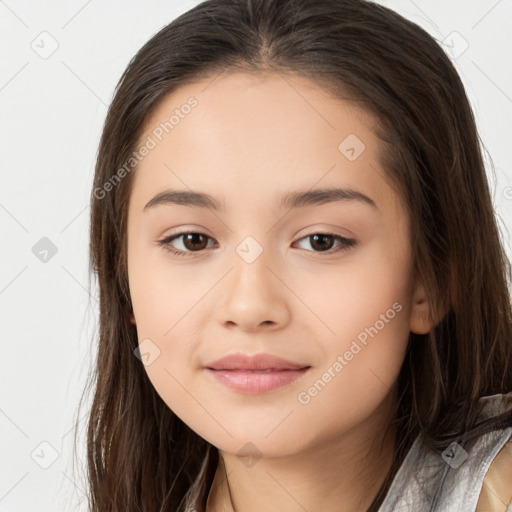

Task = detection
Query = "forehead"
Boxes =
[140,70,380,151]
[130,71,396,215]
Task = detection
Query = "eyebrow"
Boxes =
[143,187,378,212]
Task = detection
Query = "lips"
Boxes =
[204,352,311,394]
[205,352,310,371]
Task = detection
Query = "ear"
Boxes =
[409,280,447,334]
[125,308,137,325]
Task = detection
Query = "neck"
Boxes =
[205,391,398,512]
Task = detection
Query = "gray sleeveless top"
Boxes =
[378,392,512,511]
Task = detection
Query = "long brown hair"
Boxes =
[75,0,512,510]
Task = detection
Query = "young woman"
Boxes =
[77,0,512,510]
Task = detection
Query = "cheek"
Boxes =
[289,243,412,411]
[286,279,411,452]
[127,249,212,417]
[293,239,412,350]
[128,238,207,337]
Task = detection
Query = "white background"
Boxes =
[1,1,511,510]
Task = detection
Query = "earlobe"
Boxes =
[409,281,434,334]
[130,312,137,325]
[409,280,449,334]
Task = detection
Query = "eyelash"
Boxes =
[157,231,356,258]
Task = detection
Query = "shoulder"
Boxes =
[475,437,512,512]
[476,392,512,424]
[469,392,512,512]
[378,392,512,512]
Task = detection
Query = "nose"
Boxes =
[215,243,291,332]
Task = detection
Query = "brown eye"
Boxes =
[158,231,216,257]
[294,232,356,255]
[308,234,336,252]
[158,231,356,258]
[181,233,209,251]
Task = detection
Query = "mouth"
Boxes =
[203,352,311,394]
[205,366,311,394]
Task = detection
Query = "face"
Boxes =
[126,71,429,458]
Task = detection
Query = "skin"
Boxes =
[126,70,434,512]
